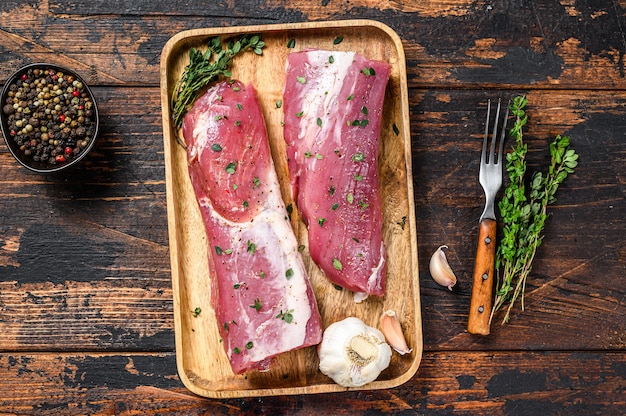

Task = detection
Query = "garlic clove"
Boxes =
[380,310,412,355]
[429,245,457,290]
[318,317,392,387]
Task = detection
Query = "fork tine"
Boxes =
[497,102,509,165]
[489,98,501,164]
[482,99,491,164]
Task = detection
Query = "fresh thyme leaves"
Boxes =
[171,34,265,129]
[276,309,294,323]
[491,96,579,325]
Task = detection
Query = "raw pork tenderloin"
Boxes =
[182,80,323,374]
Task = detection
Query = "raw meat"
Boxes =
[283,50,391,300]
[182,80,323,374]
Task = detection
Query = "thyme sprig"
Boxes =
[491,96,579,324]
[171,34,265,129]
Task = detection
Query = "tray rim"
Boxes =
[160,18,421,398]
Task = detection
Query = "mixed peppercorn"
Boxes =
[3,67,96,166]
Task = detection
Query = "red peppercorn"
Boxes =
[20,74,27,81]
[55,155,66,163]
[72,90,80,97]
[64,146,73,155]
[59,114,65,122]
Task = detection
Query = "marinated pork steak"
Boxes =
[182,80,323,374]
[283,50,391,301]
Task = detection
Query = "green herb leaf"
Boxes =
[352,152,365,162]
[211,143,222,152]
[492,96,578,326]
[276,309,294,324]
[332,258,343,271]
[393,123,400,135]
[171,34,265,129]
[361,67,376,76]
[225,162,237,174]
[247,240,257,254]
[250,298,262,312]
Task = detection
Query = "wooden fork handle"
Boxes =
[467,218,497,335]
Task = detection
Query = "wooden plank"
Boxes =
[0,351,623,414]
[0,2,624,90]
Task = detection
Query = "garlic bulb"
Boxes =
[429,245,457,290]
[318,317,392,387]
[380,310,412,355]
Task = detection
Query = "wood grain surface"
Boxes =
[0,0,625,414]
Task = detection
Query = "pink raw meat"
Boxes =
[283,50,391,301]
[182,80,323,374]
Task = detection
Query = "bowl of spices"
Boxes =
[1,63,99,173]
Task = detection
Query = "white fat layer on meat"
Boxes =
[198,172,312,361]
[188,87,228,161]
[354,249,385,303]
[369,245,386,291]
[295,51,355,168]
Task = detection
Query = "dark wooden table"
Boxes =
[1,1,624,415]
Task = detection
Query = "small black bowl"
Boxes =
[1,63,99,173]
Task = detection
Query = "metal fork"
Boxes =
[467,98,508,335]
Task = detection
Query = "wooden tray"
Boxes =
[160,19,421,398]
